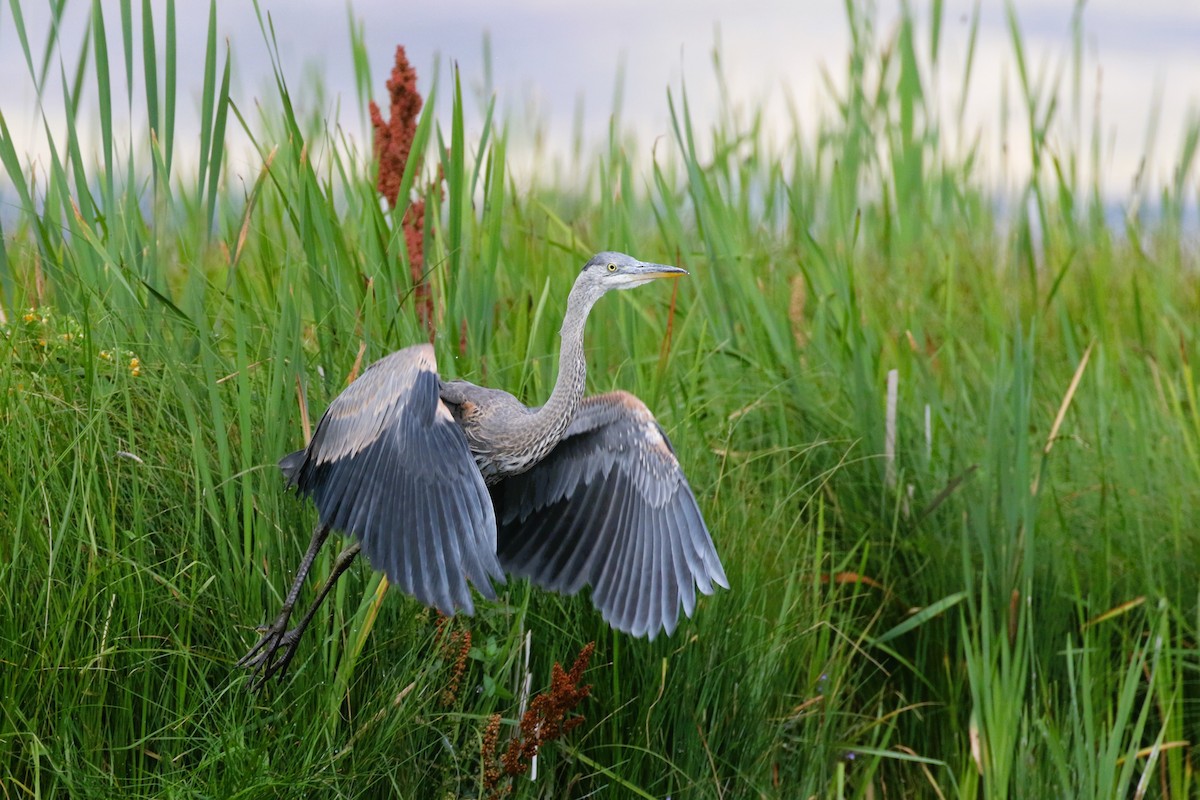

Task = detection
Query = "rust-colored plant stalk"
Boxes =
[479,643,595,796]
[369,45,433,333]
[501,642,595,777]
[369,45,420,209]
[434,613,472,707]
[480,714,507,799]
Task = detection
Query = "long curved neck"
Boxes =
[527,278,599,440]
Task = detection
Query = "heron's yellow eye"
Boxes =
[607,263,616,272]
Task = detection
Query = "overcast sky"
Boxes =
[1,0,1198,201]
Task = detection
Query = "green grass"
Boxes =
[2,1,1199,797]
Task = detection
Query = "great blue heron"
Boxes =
[240,252,728,687]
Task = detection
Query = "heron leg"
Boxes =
[264,542,362,682]
[239,522,332,686]
[239,534,362,689]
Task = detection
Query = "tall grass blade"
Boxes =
[89,0,114,202]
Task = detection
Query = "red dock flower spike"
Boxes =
[369,45,434,334]
[369,45,421,208]
[481,642,596,798]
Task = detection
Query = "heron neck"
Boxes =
[532,280,598,437]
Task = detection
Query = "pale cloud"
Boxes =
[0,0,1196,204]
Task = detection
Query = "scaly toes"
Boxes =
[236,627,278,669]
[239,626,303,690]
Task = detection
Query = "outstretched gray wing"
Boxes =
[490,391,727,638]
[282,344,504,615]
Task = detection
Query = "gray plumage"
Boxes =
[240,252,728,688]
[490,392,728,638]
[283,346,502,615]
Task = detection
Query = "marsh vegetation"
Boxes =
[2,2,1199,797]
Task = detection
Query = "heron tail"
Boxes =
[278,449,306,485]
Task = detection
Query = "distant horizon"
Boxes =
[1,0,1197,230]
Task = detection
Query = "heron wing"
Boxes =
[490,391,728,638]
[282,343,504,615]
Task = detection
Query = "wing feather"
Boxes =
[627,493,656,635]
[590,471,636,614]
[660,515,681,636]
[677,498,712,596]
[669,512,697,618]
[421,489,448,613]
[492,391,727,638]
[647,515,667,638]
[623,510,649,636]
[552,476,612,593]
[284,344,503,615]
[606,476,642,631]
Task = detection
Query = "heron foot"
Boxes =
[237,614,303,690]
[237,541,362,692]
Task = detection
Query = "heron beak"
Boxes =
[636,262,689,280]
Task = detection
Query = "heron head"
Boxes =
[581,251,688,291]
